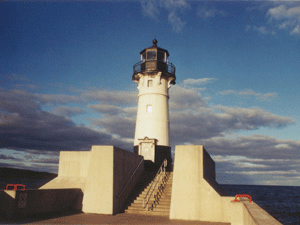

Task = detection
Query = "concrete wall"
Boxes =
[230,200,283,225]
[40,151,90,191]
[242,201,282,225]
[170,145,282,225]
[82,146,114,214]
[80,146,143,215]
[169,145,233,223]
[113,147,144,214]
[41,145,143,215]
[0,189,82,219]
[58,151,91,177]
[0,190,16,218]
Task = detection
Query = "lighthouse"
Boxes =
[132,39,176,166]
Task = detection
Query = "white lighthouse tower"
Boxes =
[133,39,176,166]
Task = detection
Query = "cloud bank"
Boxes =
[220,89,277,101]
[1,77,298,184]
[247,2,300,36]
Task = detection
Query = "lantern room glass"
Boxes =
[147,51,156,60]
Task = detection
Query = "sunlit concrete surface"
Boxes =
[25,213,230,225]
[170,145,233,223]
[169,145,282,225]
[41,145,144,215]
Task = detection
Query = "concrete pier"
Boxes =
[0,145,282,224]
[24,213,230,225]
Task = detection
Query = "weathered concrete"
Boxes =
[0,189,82,219]
[40,151,90,191]
[242,200,282,225]
[82,146,144,215]
[58,151,91,178]
[170,145,233,223]
[82,146,114,214]
[169,145,282,225]
[0,190,16,218]
[25,213,230,224]
[41,145,144,215]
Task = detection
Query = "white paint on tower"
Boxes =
[132,40,176,163]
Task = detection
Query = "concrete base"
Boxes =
[1,144,282,224]
[0,189,82,219]
[41,145,144,215]
[170,145,232,223]
[169,145,282,225]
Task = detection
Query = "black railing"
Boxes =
[133,60,175,76]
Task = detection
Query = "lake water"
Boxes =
[1,179,299,225]
[221,184,300,225]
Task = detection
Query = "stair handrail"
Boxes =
[143,159,167,210]
[117,158,144,200]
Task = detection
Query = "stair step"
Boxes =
[125,209,170,217]
[125,172,173,216]
[135,196,171,201]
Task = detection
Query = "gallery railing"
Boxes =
[133,60,175,76]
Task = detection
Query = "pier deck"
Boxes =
[23,213,230,225]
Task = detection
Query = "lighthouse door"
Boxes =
[138,138,156,162]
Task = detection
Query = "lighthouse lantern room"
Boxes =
[133,40,176,167]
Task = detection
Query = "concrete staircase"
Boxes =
[125,172,173,217]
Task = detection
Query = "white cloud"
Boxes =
[88,104,136,117]
[51,106,86,117]
[267,4,300,35]
[291,24,300,35]
[168,11,185,33]
[169,85,206,111]
[0,89,130,152]
[92,116,136,139]
[168,80,294,150]
[140,0,190,33]
[267,4,300,21]
[81,89,137,106]
[246,25,276,35]
[197,4,227,19]
[249,3,300,36]
[140,0,160,20]
[2,78,300,185]
[183,78,217,87]
[226,170,298,175]
[220,89,277,101]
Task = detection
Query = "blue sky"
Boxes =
[1,0,300,185]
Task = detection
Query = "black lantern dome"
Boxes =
[132,40,176,84]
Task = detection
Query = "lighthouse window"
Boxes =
[147,80,153,87]
[157,51,165,62]
[147,51,156,60]
[141,53,146,62]
[147,105,152,113]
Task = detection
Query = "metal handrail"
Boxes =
[117,158,144,199]
[143,159,167,210]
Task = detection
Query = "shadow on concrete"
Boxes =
[0,210,82,224]
[0,188,84,224]
[120,168,156,213]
